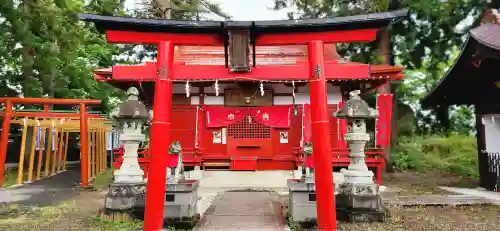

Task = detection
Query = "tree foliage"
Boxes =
[118,0,230,63]
[0,0,125,111]
[273,0,500,135]
[0,0,229,110]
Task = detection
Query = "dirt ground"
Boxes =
[381,171,479,196]
[337,205,500,231]
[0,190,139,231]
[0,171,498,231]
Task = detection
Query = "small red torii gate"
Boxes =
[80,9,408,231]
[0,97,102,187]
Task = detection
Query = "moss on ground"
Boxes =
[2,168,18,188]
[90,168,116,190]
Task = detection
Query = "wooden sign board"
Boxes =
[224,89,273,107]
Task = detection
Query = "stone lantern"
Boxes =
[103,87,150,218]
[334,90,378,184]
[333,90,386,222]
[111,87,150,183]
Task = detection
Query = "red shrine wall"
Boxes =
[168,83,347,170]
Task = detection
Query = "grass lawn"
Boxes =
[2,168,18,188]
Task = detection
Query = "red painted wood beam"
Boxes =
[105,29,377,46]
[111,61,371,81]
[0,112,103,118]
[255,29,378,45]
[0,98,101,105]
[106,30,225,45]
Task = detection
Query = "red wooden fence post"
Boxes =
[308,40,337,230]
[0,100,12,187]
[144,41,174,231]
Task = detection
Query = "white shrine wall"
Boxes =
[172,83,342,106]
[483,114,500,154]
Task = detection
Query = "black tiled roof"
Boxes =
[422,23,500,108]
[471,23,500,51]
[78,9,408,35]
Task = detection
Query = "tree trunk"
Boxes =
[376,28,396,173]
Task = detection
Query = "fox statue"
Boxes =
[167,141,185,182]
[302,141,314,178]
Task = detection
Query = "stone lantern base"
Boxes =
[287,178,387,225]
[114,170,145,183]
[103,182,147,219]
[336,181,388,222]
[133,179,200,229]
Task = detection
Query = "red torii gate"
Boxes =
[0,97,101,187]
[80,9,408,231]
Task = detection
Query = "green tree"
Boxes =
[0,0,126,111]
[118,0,230,62]
[272,0,499,134]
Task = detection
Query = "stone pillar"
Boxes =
[342,118,373,184]
[114,125,145,183]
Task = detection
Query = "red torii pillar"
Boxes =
[308,40,337,230]
[144,41,174,231]
[127,41,339,231]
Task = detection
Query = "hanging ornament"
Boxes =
[185,80,190,98]
[292,81,298,116]
[260,81,264,96]
[215,80,219,96]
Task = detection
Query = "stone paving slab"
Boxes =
[195,171,344,191]
[194,191,286,231]
[384,194,500,206]
[438,186,500,203]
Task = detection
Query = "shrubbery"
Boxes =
[392,135,478,179]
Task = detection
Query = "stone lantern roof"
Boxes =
[112,87,150,121]
[334,90,378,119]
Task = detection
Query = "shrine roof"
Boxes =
[422,21,500,108]
[78,9,408,35]
[470,23,500,50]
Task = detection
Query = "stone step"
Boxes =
[202,162,230,167]
[202,162,231,171]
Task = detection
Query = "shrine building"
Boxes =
[85,10,407,180]
[422,9,500,191]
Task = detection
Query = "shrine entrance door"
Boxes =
[227,115,273,170]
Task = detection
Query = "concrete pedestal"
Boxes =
[186,166,203,180]
[104,182,147,211]
[287,179,387,224]
[164,179,200,219]
[287,179,341,222]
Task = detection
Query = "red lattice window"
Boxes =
[228,115,271,139]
